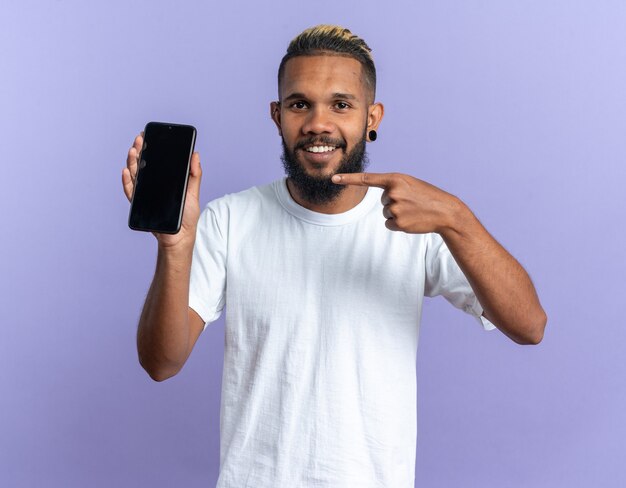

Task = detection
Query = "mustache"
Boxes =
[294,136,346,151]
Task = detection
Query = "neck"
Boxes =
[286,178,368,214]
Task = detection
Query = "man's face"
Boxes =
[272,55,381,205]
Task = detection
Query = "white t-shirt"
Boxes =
[189,177,495,488]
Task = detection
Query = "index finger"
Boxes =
[331,172,394,188]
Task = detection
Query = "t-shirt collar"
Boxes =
[274,177,380,226]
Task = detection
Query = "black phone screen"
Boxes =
[128,122,197,234]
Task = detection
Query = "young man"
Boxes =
[122,25,546,488]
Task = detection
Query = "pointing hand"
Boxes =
[332,172,463,234]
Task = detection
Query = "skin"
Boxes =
[270,55,383,213]
[272,54,546,344]
[123,136,205,380]
[123,51,546,381]
[332,172,547,344]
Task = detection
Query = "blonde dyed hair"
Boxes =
[277,24,376,101]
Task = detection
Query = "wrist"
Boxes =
[157,237,195,259]
[438,197,474,239]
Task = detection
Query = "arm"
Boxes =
[332,171,547,345]
[122,132,206,381]
[440,200,547,344]
[136,246,206,381]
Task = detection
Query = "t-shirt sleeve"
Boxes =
[189,202,227,330]
[424,232,496,331]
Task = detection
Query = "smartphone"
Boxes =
[128,121,197,234]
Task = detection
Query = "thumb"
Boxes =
[187,152,202,198]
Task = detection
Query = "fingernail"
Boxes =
[332,175,341,183]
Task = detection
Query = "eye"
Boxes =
[334,101,351,110]
[289,101,308,110]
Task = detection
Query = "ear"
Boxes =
[366,102,384,136]
[270,101,282,136]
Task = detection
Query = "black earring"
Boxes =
[368,130,377,141]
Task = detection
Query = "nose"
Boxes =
[301,106,335,135]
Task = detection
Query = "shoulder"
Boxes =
[206,180,276,210]
[200,179,281,227]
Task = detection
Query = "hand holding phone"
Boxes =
[122,123,202,249]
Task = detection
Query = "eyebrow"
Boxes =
[282,92,358,102]
[331,92,357,100]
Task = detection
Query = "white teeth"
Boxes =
[306,146,335,153]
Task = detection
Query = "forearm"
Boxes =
[137,244,194,380]
[440,199,547,344]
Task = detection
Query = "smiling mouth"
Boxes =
[303,145,337,153]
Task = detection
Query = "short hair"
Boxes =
[277,24,376,102]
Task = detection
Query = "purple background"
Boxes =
[1,1,625,486]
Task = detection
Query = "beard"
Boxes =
[280,132,370,206]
